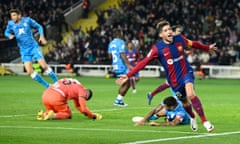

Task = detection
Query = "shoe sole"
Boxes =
[44,110,54,120]
[207,126,214,132]
[37,110,44,120]
[190,119,198,131]
[113,103,128,107]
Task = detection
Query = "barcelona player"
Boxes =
[117,20,217,132]
[37,78,102,120]
[126,41,141,93]
[108,30,133,107]
[147,25,184,104]
[4,9,58,88]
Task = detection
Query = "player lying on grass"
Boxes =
[135,96,190,126]
[37,78,102,120]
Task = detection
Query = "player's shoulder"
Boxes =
[173,34,185,41]
[114,38,125,44]
[21,17,32,21]
[7,20,15,25]
[154,40,166,49]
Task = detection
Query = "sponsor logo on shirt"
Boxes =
[167,55,184,65]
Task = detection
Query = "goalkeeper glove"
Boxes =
[94,113,103,120]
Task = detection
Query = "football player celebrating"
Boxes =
[117,20,217,132]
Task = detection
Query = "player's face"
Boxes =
[174,28,182,35]
[127,42,133,50]
[159,25,173,44]
[10,12,21,23]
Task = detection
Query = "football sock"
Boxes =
[191,96,207,123]
[31,71,49,88]
[116,94,123,101]
[130,78,135,90]
[45,67,58,82]
[184,104,195,118]
[151,83,170,96]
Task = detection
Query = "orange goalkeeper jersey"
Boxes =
[48,78,95,118]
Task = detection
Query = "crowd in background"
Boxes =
[0,0,79,39]
[1,0,240,66]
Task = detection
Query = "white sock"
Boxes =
[116,94,123,100]
[45,67,52,75]
[30,71,37,79]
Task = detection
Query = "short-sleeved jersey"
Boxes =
[108,38,128,75]
[164,96,190,124]
[127,35,209,92]
[155,35,193,90]
[126,49,140,66]
[49,78,86,100]
[4,17,43,51]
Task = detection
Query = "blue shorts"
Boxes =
[133,72,139,78]
[173,72,194,92]
[20,46,44,63]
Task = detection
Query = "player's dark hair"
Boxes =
[163,96,177,107]
[9,9,21,15]
[172,25,183,33]
[86,89,93,100]
[113,30,123,39]
[156,20,170,32]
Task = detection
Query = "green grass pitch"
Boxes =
[0,76,240,144]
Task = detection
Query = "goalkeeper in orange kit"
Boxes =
[37,78,102,120]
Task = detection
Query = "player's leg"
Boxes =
[130,77,136,93]
[147,82,170,105]
[114,78,130,107]
[132,73,140,94]
[24,61,50,88]
[42,89,71,120]
[51,104,72,120]
[175,86,198,131]
[185,82,214,132]
[38,59,58,83]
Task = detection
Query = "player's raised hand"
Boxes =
[115,75,128,85]
[209,43,218,54]
[39,35,47,45]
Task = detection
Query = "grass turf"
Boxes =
[0,76,240,144]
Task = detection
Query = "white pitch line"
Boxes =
[0,107,149,118]
[0,125,201,135]
[122,131,240,144]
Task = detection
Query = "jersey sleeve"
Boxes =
[127,45,158,77]
[181,35,209,51]
[28,17,44,36]
[4,21,13,38]
[119,40,126,53]
[74,97,95,119]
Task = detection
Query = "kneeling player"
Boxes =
[37,78,102,121]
